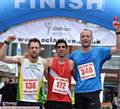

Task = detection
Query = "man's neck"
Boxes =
[57,56,65,65]
[29,56,38,63]
[82,46,91,53]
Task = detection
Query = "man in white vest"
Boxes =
[0,36,47,109]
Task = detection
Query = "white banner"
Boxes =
[0,17,116,46]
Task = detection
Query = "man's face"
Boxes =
[56,43,67,58]
[28,42,41,59]
[80,30,93,48]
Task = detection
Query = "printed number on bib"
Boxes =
[23,79,38,94]
[78,62,96,81]
[52,77,69,95]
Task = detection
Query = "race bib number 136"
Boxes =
[23,79,38,94]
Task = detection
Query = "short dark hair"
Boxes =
[55,39,67,48]
[28,38,41,48]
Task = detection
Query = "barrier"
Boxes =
[101,102,112,109]
[0,106,39,109]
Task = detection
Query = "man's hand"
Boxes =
[116,28,120,51]
[6,35,16,43]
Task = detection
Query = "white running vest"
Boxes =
[17,57,44,102]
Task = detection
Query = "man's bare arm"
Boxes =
[0,35,24,64]
[111,29,120,55]
[43,58,49,80]
[44,58,53,80]
[0,35,16,58]
[69,60,75,80]
[1,56,24,64]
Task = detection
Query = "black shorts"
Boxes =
[45,101,72,109]
[75,91,101,109]
[17,101,42,109]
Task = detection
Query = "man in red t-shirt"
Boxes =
[45,39,75,109]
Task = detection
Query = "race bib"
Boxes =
[78,62,96,81]
[52,77,69,95]
[23,79,38,94]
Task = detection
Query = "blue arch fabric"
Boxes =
[0,0,120,32]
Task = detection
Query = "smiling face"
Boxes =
[80,29,93,48]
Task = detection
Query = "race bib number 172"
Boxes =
[52,77,69,95]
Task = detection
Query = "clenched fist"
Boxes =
[6,35,16,43]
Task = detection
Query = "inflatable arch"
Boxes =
[0,0,120,32]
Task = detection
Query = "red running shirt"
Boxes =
[47,57,72,103]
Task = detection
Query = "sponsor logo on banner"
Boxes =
[0,17,115,46]
[45,20,52,35]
